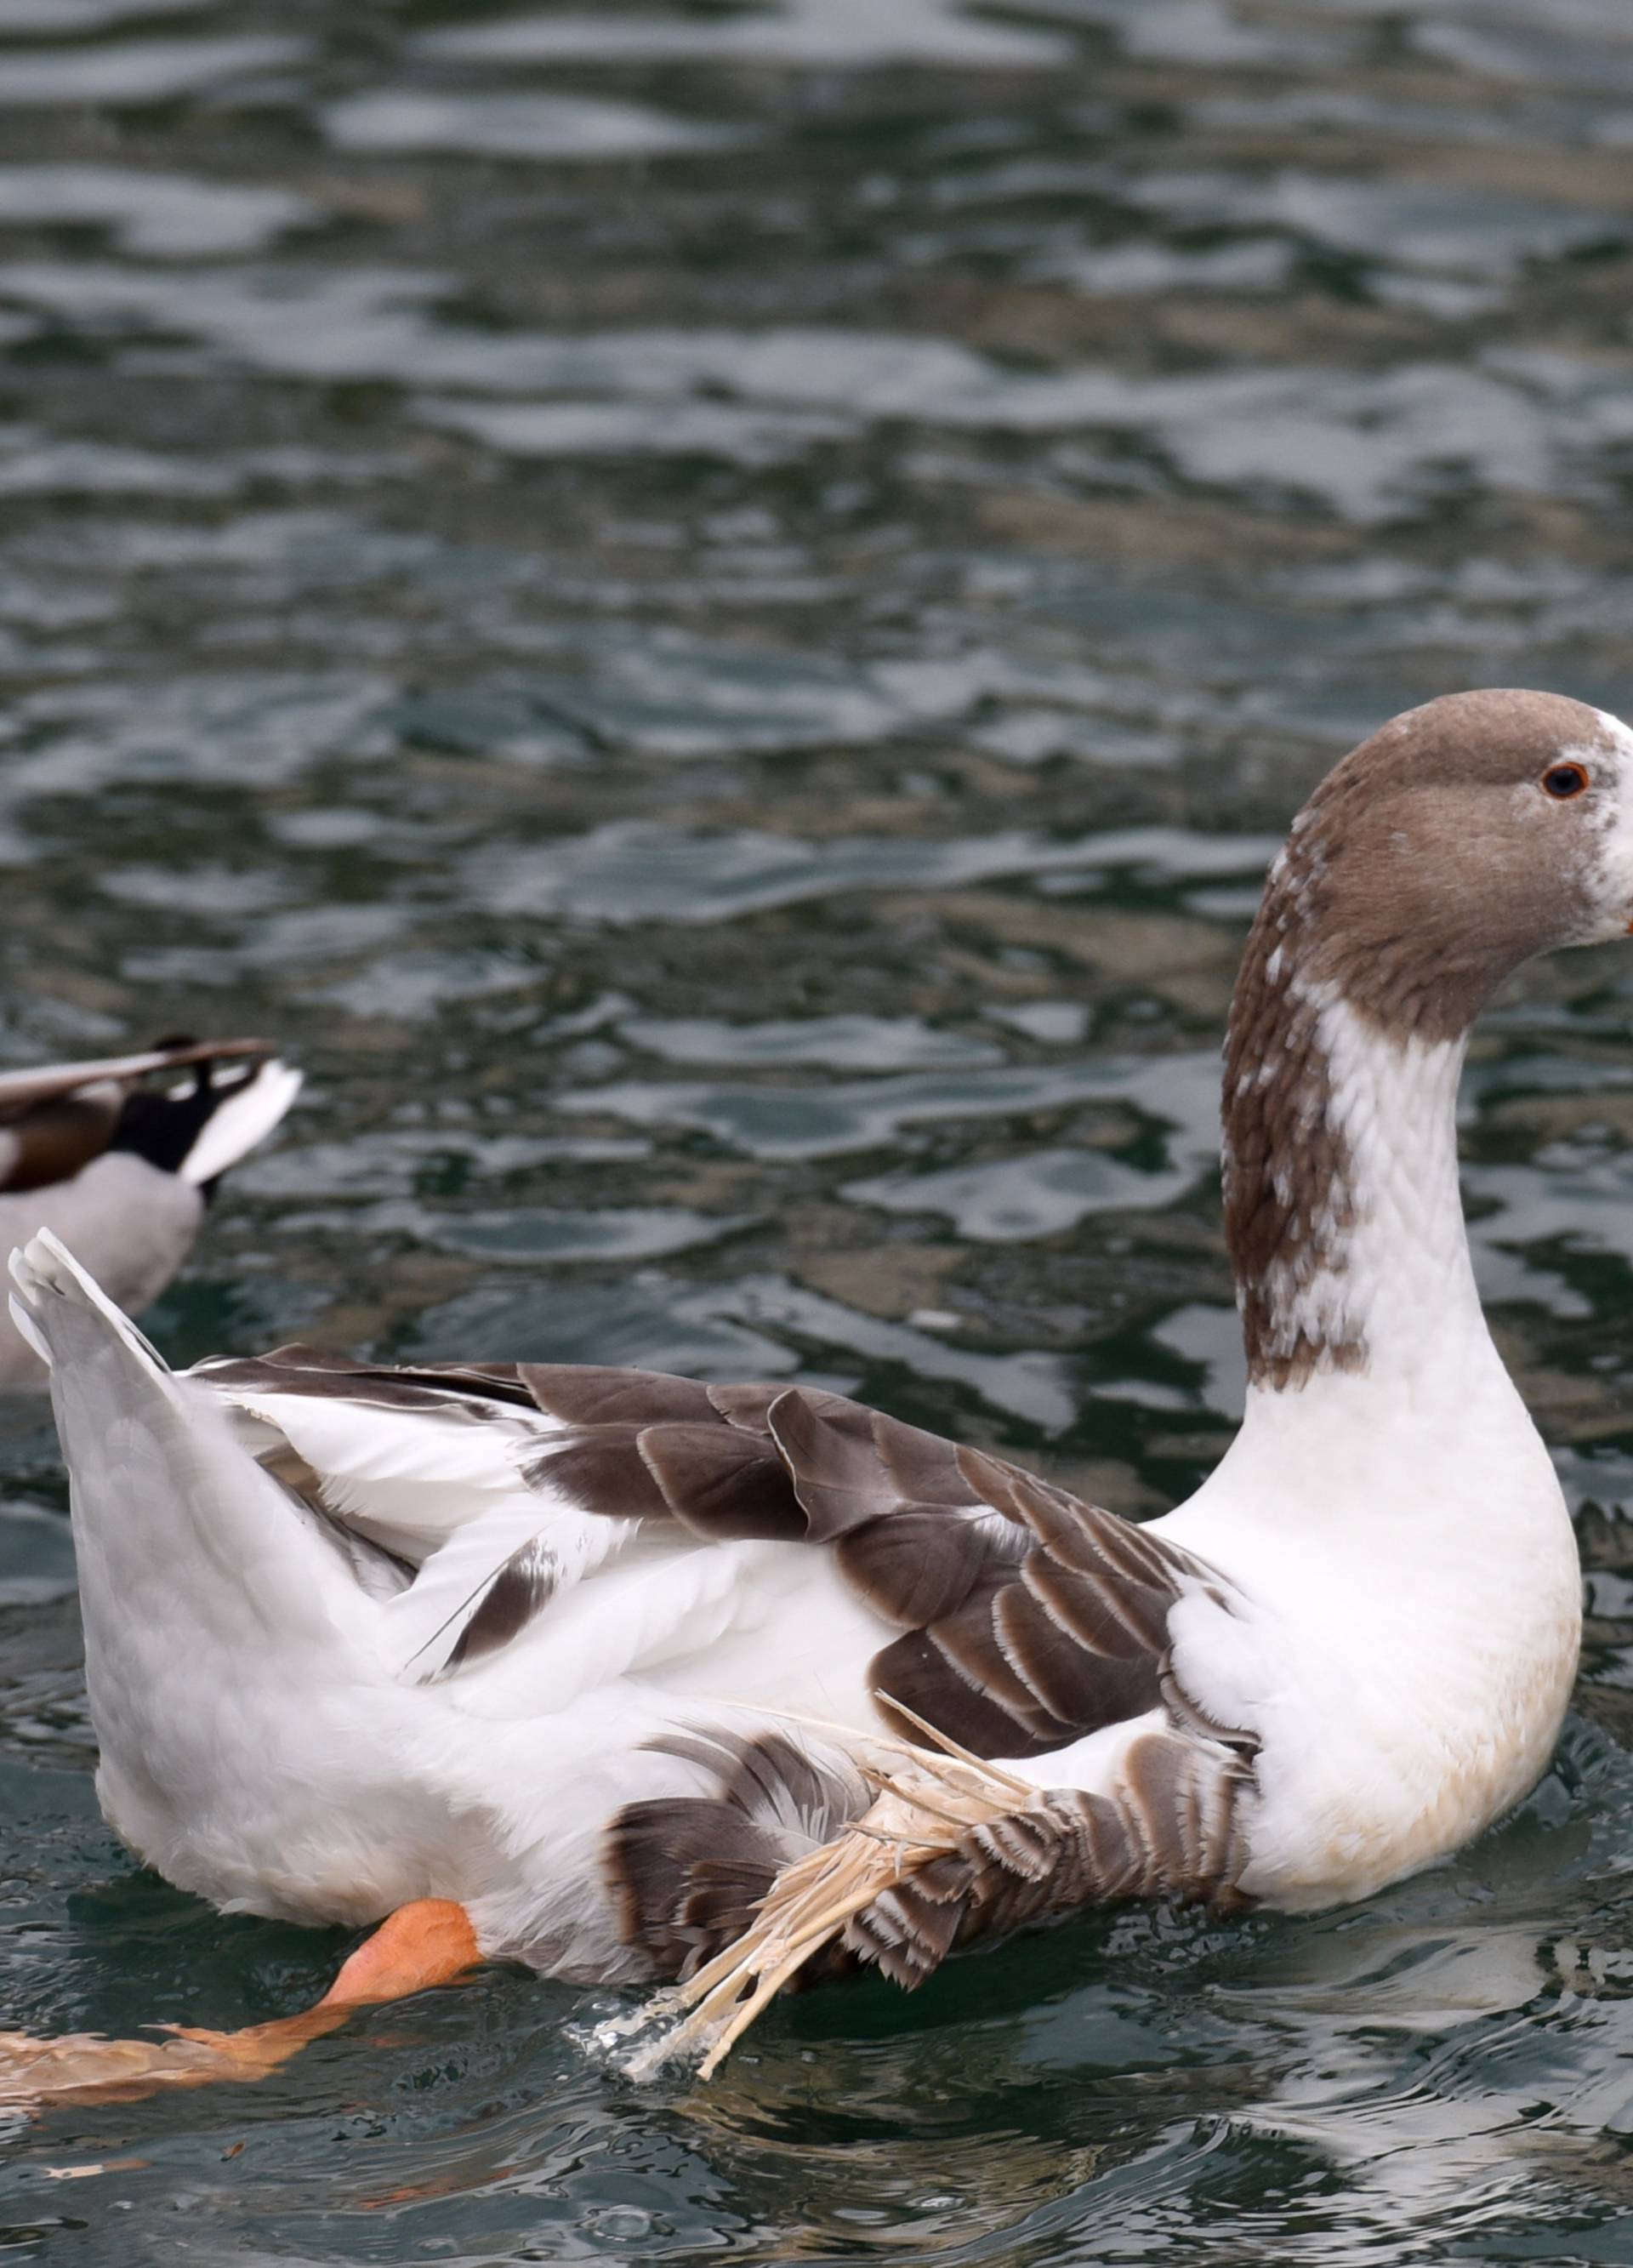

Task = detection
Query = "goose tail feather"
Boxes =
[9,1231,354,1644]
[9,1228,172,1382]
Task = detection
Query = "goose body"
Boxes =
[0,1040,301,1388]
[3,688,1624,2091]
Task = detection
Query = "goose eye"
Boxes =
[1542,761,1590,800]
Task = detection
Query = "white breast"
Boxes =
[1155,1353,1580,1908]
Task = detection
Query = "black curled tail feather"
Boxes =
[111,1046,268,1190]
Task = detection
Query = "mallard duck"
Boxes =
[0,1040,300,1390]
[0,688,1618,2101]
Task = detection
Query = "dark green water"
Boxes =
[5,0,1633,2257]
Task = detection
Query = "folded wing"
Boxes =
[192,1353,1240,1745]
[193,1348,1257,2014]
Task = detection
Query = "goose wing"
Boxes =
[192,1350,1245,1749]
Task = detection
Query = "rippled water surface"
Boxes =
[7,0,1633,2257]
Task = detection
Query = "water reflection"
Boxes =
[325,90,747,163]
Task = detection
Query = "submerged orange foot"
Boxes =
[0,1900,483,2110]
[314,1897,481,2009]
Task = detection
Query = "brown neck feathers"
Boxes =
[1221,688,1621,1388]
[1220,833,1363,1393]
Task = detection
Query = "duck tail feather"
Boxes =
[175,1059,303,1188]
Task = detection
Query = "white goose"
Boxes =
[0,688,1619,2100]
[0,1039,300,1389]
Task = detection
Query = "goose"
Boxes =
[0,687,1619,2103]
[0,1039,301,1390]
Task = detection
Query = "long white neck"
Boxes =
[1191,801,1575,1548]
[1203,963,1554,1543]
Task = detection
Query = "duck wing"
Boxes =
[0,1039,291,1194]
[0,1043,301,1389]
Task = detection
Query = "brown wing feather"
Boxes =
[607,1729,871,1980]
[765,1390,1235,1761]
[203,1354,1238,1759]
[636,1422,805,1540]
[620,1726,1258,2062]
[840,1731,1255,1992]
[0,1093,125,1194]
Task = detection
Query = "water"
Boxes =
[3,0,1633,2254]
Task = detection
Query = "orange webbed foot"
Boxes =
[316,1898,481,2009]
[0,1900,483,2110]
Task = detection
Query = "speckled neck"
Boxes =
[1221,844,1478,1393]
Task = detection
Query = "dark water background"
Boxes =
[5,0,1633,2257]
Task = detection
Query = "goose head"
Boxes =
[1264,687,1633,1040]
